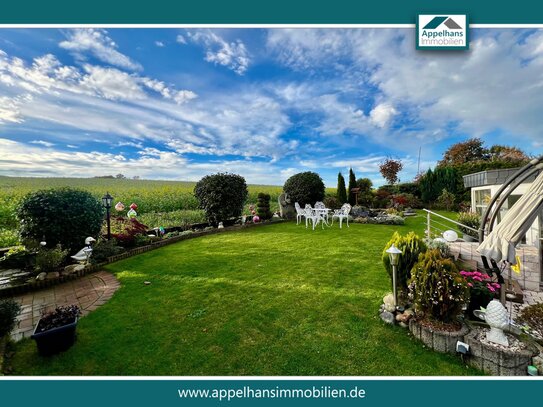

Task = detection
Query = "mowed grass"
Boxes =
[9,214,481,376]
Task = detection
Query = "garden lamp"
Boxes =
[102,192,113,240]
[386,244,402,307]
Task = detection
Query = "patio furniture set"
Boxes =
[295,202,352,230]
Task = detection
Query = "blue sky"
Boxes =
[0,28,542,186]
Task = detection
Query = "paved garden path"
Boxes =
[9,271,120,341]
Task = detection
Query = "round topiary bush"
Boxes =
[194,173,248,225]
[256,193,272,220]
[283,171,325,206]
[17,188,104,253]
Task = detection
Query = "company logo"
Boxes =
[417,14,469,50]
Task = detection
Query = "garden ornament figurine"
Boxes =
[473,299,510,346]
[127,203,138,219]
[71,237,96,264]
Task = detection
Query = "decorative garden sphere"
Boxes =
[253,215,260,223]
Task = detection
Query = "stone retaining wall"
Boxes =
[409,319,469,354]
[449,241,541,292]
[464,330,538,376]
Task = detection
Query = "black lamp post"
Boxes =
[102,192,113,240]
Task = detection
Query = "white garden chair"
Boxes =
[304,207,324,230]
[294,202,305,225]
[314,201,329,222]
[331,203,352,228]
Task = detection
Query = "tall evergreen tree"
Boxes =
[348,167,357,205]
[337,172,347,204]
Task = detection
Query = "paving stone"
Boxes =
[7,271,119,342]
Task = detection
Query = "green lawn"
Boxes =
[9,212,481,375]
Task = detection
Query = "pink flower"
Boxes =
[467,282,473,287]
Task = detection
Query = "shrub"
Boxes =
[373,186,393,208]
[283,171,325,207]
[437,189,456,211]
[457,211,481,239]
[424,238,451,258]
[0,228,20,248]
[256,193,272,220]
[35,244,68,273]
[194,173,248,226]
[109,217,149,247]
[0,298,21,338]
[90,239,125,264]
[408,250,469,323]
[517,303,543,338]
[393,193,421,209]
[0,245,35,270]
[382,232,427,296]
[17,188,104,253]
[323,195,341,210]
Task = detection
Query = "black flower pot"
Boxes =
[31,317,78,356]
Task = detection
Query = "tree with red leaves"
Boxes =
[379,158,403,185]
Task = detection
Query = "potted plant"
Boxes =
[460,270,500,319]
[31,305,81,356]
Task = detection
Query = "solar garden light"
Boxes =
[102,192,113,240]
[386,244,402,307]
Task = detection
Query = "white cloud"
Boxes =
[59,29,142,71]
[155,41,165,47]
[141,77,197,104]
[267,28,543,152]
[0,96,24,123]
[267,29,347,71]
[0,138,287,184]
[80,65,146,100]
[369,103,397,128]
[30,140,55,147]
[176,35,186,45]
[186,30,250,75]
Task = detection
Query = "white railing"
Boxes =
[423,209,478,241]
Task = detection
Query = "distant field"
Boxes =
[0,176,286,228]
[0,176,336,246]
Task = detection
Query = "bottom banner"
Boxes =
[0,379,540,406]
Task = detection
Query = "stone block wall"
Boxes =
[448,242,541,292]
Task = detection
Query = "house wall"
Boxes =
[449,241,541,292]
